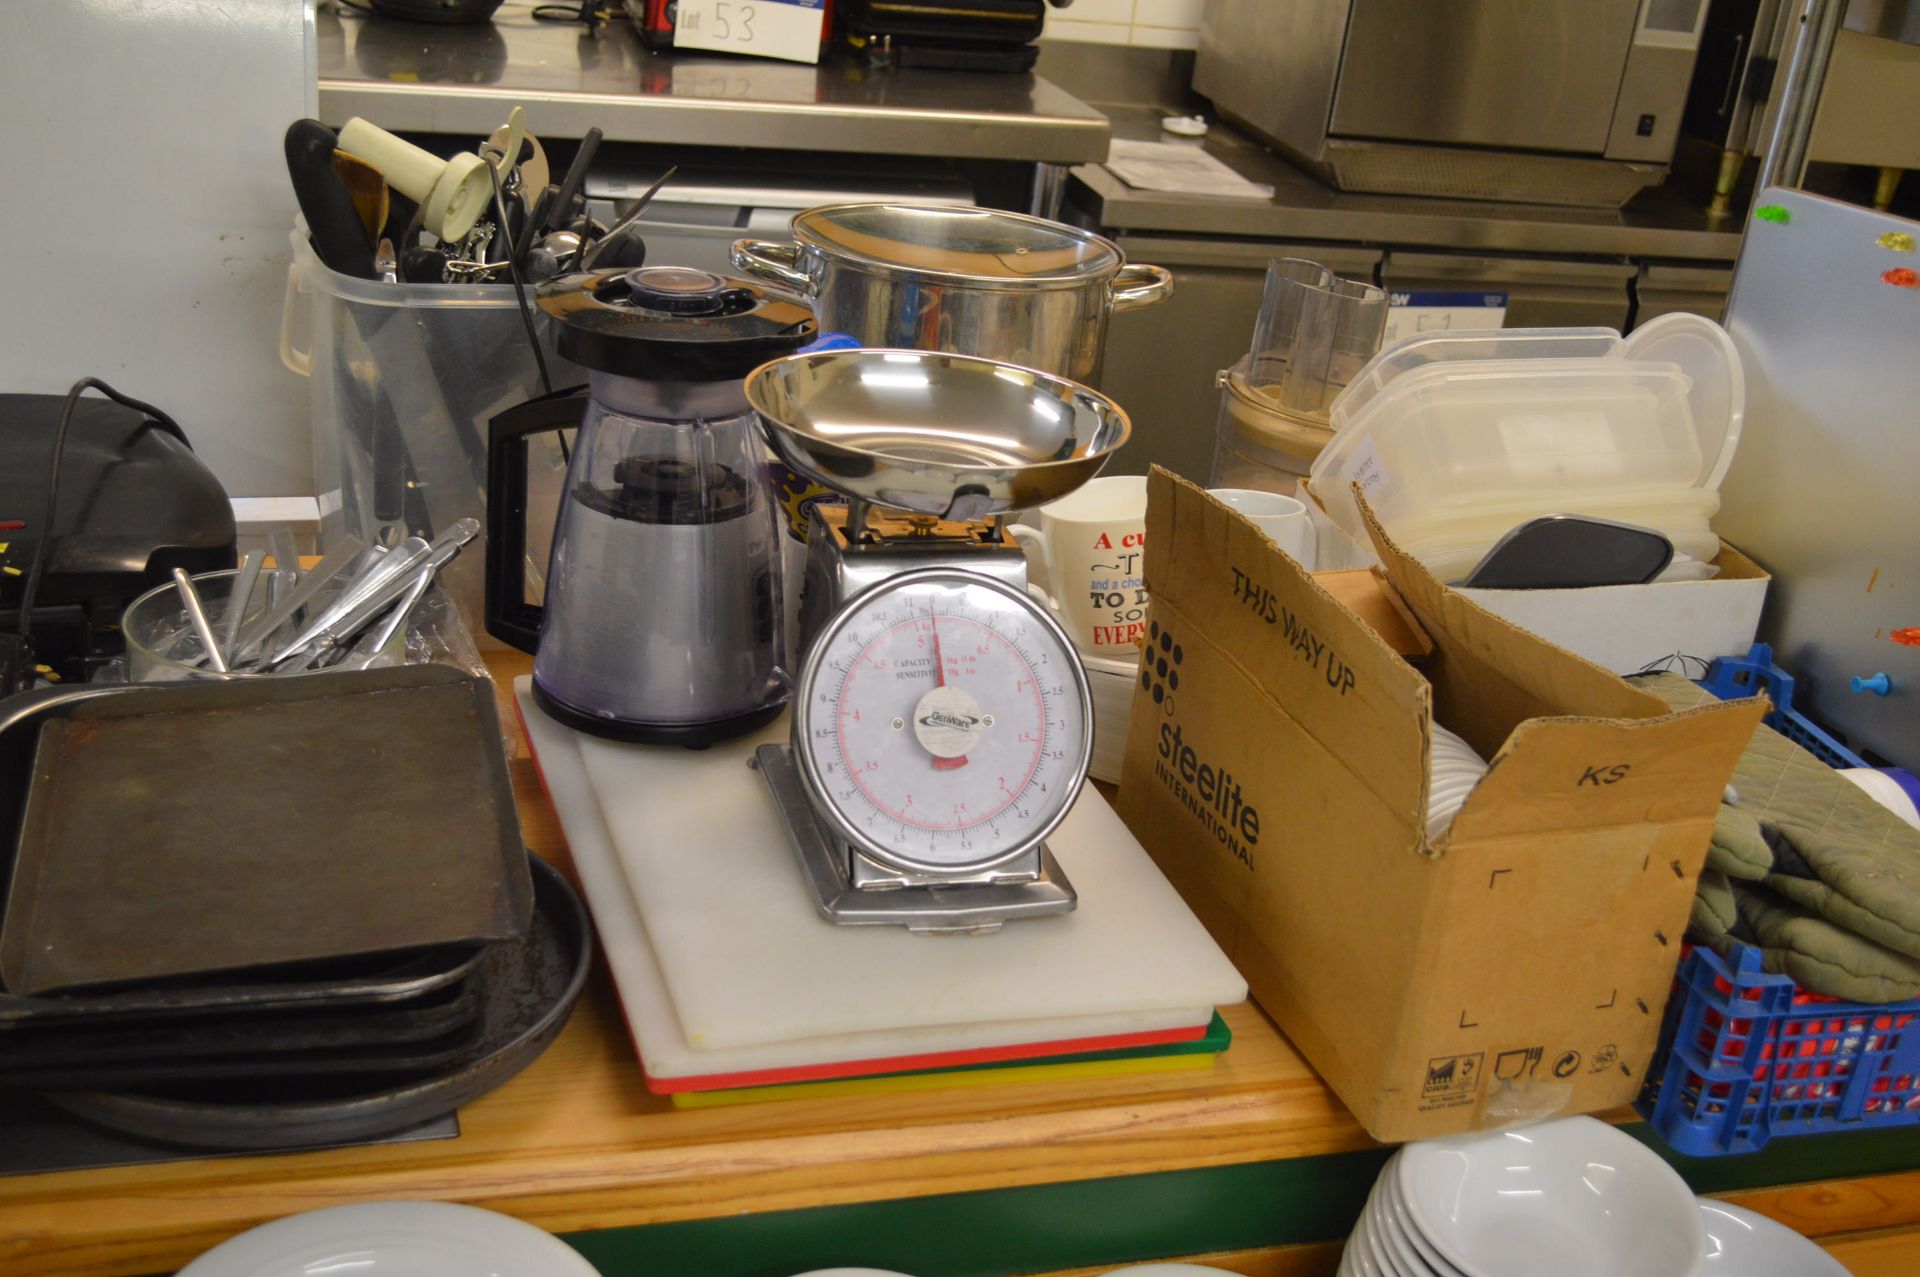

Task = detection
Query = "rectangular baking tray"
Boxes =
[0,666,532,996]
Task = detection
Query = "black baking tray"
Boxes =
[0,666,532,996]
[0,968,485,1075]
[49,854,590,1150]
[0,944,484,1029]
[2,996,489,1091]
[0,680,486,1026]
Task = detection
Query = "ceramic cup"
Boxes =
[1009,475,1148,658]
[1211,488,1317,568]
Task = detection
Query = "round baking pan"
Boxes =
[47,855,589,1150]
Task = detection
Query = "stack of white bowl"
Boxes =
[1082,650,1140,784]
[1342,1116,1846,1277]
[1427,723,1489,841]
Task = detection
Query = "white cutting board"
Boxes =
[519,685,1217,1081]
[518,679,1244,1053]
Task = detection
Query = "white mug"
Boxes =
[1211,488,1317,568]
[1009,475,1149,659]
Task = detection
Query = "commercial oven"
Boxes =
[1194,0,1710,207]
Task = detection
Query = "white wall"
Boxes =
[0,1,316,498]
[1041,0,1205,49]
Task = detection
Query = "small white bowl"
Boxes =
[178,1201,600,1277]
[1698,1200,1847,1275]
[1396,1117,1706,1277]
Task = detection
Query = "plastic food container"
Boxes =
[280,222,578,642]
[1310,315,1744,569]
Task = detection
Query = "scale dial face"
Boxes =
[793,568,1092,876]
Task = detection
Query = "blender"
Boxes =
[485,266,815,744]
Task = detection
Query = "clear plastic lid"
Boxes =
[1329,327,1627,430]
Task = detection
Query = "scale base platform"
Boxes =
[755,744,1076,935]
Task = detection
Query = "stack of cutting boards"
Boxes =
[515,679,1246,1105]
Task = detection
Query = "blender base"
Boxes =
[755,744,1077,935]
[531,680,787,749]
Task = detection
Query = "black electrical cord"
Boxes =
[484,154,555,400]
[14,378,190,676]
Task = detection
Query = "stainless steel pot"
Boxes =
[730,203,1173,383]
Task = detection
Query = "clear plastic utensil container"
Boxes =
[280,222,578,646]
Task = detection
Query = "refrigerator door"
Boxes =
[1716,187,1920,767]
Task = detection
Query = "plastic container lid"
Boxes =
[1621,311,1745,490]
[1330,327,1626,429]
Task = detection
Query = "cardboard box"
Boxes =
[1118,469,1765,1142]
[1297,484,1770,677]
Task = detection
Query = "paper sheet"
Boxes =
[1105,140,1275,201]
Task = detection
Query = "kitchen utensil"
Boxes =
[217,550,265,664]
[1393,1117,1706,1277]
[525,229,582,280]
[486,266,816,745]
[337,117,493,243]
[176,1201,601,1277]
[744,348,1132,930]
[221,537,362,662]
[515,184,557,263]
[1456,515,1674,589]
[545,126,602,234]
[0,665,532,996]
[517,677,1240,1071]
[400,245,453,283]
[330,148,392,244]
[171,567,228,673]
[730,203,1172,383]
[578,164,676,272]
[1008,475,1149,658]
[1209,488,1316,568]
[49,854,587,1151]
[376,236,399,283]
[267,535,430,666]
[284,119,374,279]
[1697,1199,1848,1275]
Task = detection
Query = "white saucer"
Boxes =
[1698,1200,1848,1275]
[177,1201,600,1277]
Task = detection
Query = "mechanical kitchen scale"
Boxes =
[744,349,1131,934]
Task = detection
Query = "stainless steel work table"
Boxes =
[1070,104,1747,262]
[315,4,1110,187]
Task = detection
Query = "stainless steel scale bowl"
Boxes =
[745,349,1129,934]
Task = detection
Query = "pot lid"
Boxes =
[791,204,1123,287]
[537,266,817,381]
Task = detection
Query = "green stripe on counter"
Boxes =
[558,1122,1920,1276]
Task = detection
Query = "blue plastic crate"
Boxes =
[1638,944,1920,1156]
[1698,643,1871,769]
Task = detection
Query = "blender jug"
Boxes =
[486,266,816,744]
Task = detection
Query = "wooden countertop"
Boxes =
[1,651,1914,1275]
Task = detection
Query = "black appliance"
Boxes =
[0,394,235,686]
[844,0,1069,71]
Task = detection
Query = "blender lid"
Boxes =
[792,204,1124,287]
[538,266,817,381]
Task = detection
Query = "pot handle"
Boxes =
[730,239,815,297]
[1109,263,1175,313]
